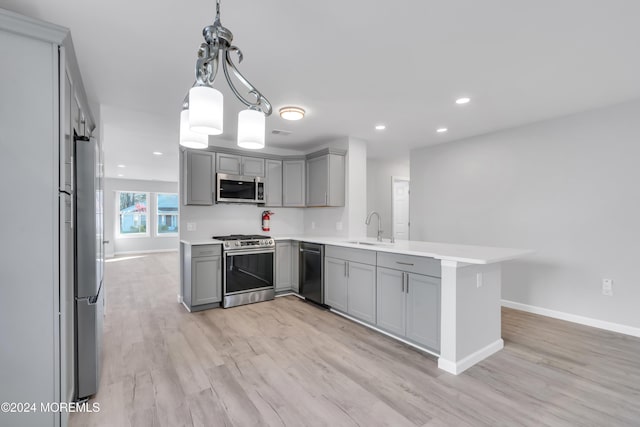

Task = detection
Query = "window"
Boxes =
[157,193,179,235]
[118,192,148,236]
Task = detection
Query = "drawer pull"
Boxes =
[396,261,414,266]
[197,251,215,255]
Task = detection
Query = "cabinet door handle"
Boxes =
[401,272,405,293]
[406,274,409,294]
[396,261,414,266]
[344,262,347,277]
[325,192,328,205]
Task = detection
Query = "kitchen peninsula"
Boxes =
[181,236,531,375]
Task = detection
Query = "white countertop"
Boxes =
[181,239,225,246]
[181,236,532,264]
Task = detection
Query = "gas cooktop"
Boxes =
[213,234,271,241]
[213,234,274,251]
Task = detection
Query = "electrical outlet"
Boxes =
[311,221,316,230]
[336,222,343,231]
[476,272,483,288]
[602,279,613,296]
[187,222,196,231]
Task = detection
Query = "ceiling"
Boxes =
[4,0,640,182]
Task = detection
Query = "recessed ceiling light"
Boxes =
[375,124,386,130]
[279,106,305,121]
[455,97,471,105]
[436,127,448,133]
[153,151,163,156]
[117,164,126,168]
[117,174,124,177]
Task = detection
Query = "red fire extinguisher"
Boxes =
[262,210,274,232]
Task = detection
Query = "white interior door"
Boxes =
[391,177,410,240]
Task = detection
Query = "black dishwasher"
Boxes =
[299,242,324,305]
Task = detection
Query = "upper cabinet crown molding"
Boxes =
[0,8,68,43]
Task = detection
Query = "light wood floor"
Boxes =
[71,252,640,427]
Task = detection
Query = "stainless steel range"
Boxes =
[214,234,275,308]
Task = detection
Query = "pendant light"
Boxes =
[182,0,272,149]
[179,108,208,149]
[237,108,266,149]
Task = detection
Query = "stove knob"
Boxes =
[235,241,241,247]
[268,239,273,245]
[224,242,229,248]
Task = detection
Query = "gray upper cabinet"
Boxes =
[306,153,345,207]
[216,153,265,177]
[216,153,241,174]
[265,159,283,207]
[242,156,265,177]
[184,150,214,205]
[282,159,306,207]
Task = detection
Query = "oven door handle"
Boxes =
[225,249,275,256]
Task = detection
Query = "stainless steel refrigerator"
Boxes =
[72,134,104,400]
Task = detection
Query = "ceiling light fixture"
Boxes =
[180,0,272,150]
[436,127,448,133]
[279,107,305,121]
[455,97,471,105]
[375,125,386,130]
[117,164,126,168]
[153,151,163,156]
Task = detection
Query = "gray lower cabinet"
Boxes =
[324,253,376,324]
[276,241,292,291]
[182,243,222,310]
[405,273,440,350]
[183,150,214,205]
[324,257,348,312]
[346,262,376,323]
[291,241,300,293]
[376,268,406,336]
[376,266,440,351]
[265,159,283,207]
[282,159,306,207]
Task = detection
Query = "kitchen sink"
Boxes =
[346,240,395,247]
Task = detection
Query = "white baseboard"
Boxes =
[113,248,179,256]
[437,339,504,375]
[329,309,440,358]
[501,299,640,338]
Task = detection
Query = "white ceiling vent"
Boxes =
[271,129,292,136]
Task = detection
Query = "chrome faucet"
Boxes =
[365,211,383,242]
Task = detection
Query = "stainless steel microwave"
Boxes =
[216,173,265,204]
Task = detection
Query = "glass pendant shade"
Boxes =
[237,109,265,149]
[179,109,208,149]
[188,86,223,135]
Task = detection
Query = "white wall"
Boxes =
[104,178,179,256]
[180,204,305,240]
[366,157,410,239]
[410,99,640,329]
